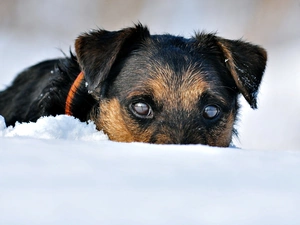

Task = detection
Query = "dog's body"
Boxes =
[0,24,267,146]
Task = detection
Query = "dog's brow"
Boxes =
[201,89,229,105]
[126,89,152,99]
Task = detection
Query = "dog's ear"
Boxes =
[216,37,267,109]
[75,24,150,97]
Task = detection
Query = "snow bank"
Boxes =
[1,115,300,225]
[0,115,107,141]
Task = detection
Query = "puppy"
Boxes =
[0,24,267,146]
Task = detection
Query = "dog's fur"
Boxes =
[0,24,267,146]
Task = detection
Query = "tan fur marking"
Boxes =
[147,64,209,111]
[95,98,155,143]
[206,111,235,147]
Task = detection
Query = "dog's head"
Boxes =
[75,24,267,147]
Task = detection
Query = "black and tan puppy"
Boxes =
[0,24,267,146]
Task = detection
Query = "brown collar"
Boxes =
[65,71,84,116]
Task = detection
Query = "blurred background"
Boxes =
[0,0,299,150]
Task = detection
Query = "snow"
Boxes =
[1,115,300,224]
[0,115,107,141]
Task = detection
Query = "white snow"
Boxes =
[1,115,300,224]
[0,115,107,141]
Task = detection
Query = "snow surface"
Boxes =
[1,115,300,224]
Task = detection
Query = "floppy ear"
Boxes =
[216,38,267,109]
[75,24,150,98]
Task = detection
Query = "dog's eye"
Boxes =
[202,105,220,120]
[130,102,153,119]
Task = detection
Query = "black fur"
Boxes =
[0,54,96,126]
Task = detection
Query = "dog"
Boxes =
[0,24,267,147]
